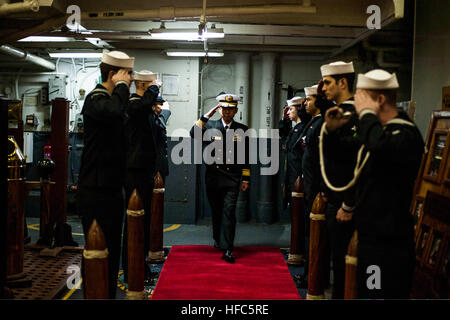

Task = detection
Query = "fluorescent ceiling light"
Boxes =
[48,52,103,58]
[166,49,224,57]
[149,28,224,41]
[18,36,75,42]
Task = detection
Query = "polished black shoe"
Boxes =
[222,250,235,263]
[293,273,308,288]
[214,241,220,249]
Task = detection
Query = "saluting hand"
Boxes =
[325,106,351,132]
[354,89,380,115]
[153,79,162,89]
[283,106,289,120]
[240,181,249,192]
[112,69,132,86]
[205,104,222,118]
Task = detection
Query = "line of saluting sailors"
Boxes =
[77,50,424,300]
[77,51,170,298]
[280,61,424,299]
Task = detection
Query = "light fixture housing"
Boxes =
[18,36,76,42]
[166,49,224,57]
[149,27,224,41]
[48,50,103,59]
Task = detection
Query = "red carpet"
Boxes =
[151,245,300,300]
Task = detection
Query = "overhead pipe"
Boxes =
[0,0,39,17]
[82,4,317,21]
[0,45,56,71]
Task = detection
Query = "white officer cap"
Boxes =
[356,69,399,90]
[304,85,318,96]
[321,61,354,77]
[101,50,135,69]
[287,96,303,106]
[133,70,157,81]
[216,93,240,107]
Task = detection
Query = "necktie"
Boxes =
[224,125,229,130]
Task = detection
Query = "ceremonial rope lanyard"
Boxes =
[319,121,370,192]
[318,110,417,192]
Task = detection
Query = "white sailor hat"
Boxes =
[101,51,135,69]
[133,70,157,81]
[356,69,399,90]
[287,96,303,106]
[304,85,318,96]
[216,93,240,107]
[321,61,354,77]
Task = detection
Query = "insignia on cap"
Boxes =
[216,93,240,107]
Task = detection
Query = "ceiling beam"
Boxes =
[81,20,364,38]
[0,14,67,45]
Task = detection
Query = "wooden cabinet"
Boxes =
[412,111,450,236]
[411,191,450,298]
[411,110,450,299]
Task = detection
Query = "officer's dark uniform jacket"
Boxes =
[125,85,160,172]
[321,98,360,210]
[190,116,250,251]
[354,110,424,244]
[78,83,129,188]
[190,118,250,186]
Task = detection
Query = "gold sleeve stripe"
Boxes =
[195,119,206,128]
[242,169,250,176]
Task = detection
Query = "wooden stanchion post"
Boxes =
[6,136,31,288]
[83,219,109,299]
[50,98,77,247]
[127,189,146,300]
[149,173,165,263]
[344,231,358,299]
[288,177,305,265]
[307,192,327,300]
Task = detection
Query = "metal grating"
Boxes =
[11,248,82,300]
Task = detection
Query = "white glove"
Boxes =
[154,79,162,89]
[162,101,170,110]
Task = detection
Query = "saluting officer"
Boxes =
[293,84,332,288]
[352,70,424,298]
[190,93,250,263]
[320,61,360,299]
[279,96,311,209]
[122,70,162,284]
[77,51,134,299]
[300,85,324,220]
